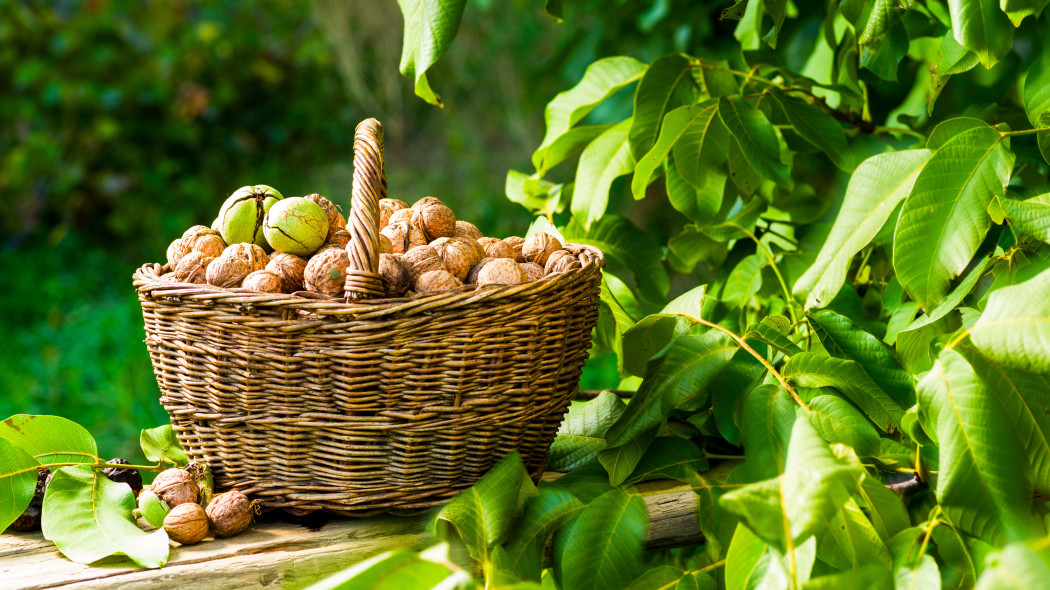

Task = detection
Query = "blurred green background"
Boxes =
[0,0,722,458]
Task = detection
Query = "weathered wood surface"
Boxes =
[0,477,708,589]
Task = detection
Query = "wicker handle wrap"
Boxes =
[344,118,387,300]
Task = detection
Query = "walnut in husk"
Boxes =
[544,249,581,275]
[304,247,350,297]
[477,237,515,260]
[173,252,214,284]
[379,253,412,297]
[387,208,414,226]
[477,258,527,286]
[151,468,198,507]
[206,490,259,538]
[164,502,209,545]
[305,193,346,237]
[186,462,214,508]
[503,236,526,263]
[403,245,446,281]
[378,234,394,255]
[166,238,190,268]
[135,489,170,529]
[435,237,483,281]
[522,233,562,266]
[207,243,268,288]
[265,252,307,293]
[411,197,456,242]
[241,270,282,293]
[379,198,409,229]
[521,262,545,282]
[323,228,351,249]
[103,458,143,498]
[416,269,462,294]
[465,257,495,284]
[8,468,49,532]
[380,221,427,254]
[454,220,482,240]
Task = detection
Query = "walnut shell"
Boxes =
[189,232,227,259]
[164,502,208,545]
[324,228,351,249]
[416,269,462,294]
[379,253,412,297]
[305,193,346,237]
[477,237,515,260]
[182,225,212,240]
[476,258,527,286]
[265,252,307,293]
[206,243,268,288]
[304,247,350,297]
[378,234,394,255]
[454,220,482,240]
[466,257,495,284]
[206,490,257,538]
[435,237,483,281]
[503,236,526,263]
[412,201,456,242]
[380,221,428,254]
[521,262,545,282]
[522,233,562,266]
[166,238,190,268]
[403,245,446,281]
[241,270,282,292]
[412,196,444,211]
[173,252,213,284]
[544,249,581,275]
[387,208,414,226]
[151,468,198,507]
[379,198,409,229]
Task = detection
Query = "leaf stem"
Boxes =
[735,224,801,328]
[702,452,746,460]
[5,459,167,480]
[914,507,943,567]
[1000,126,1050,137]
[691,559,726,574]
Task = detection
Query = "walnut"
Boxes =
[477,237,515,260]
[378,253,412,297]
[265,252,307,293]
[305,193,346,237]
[166,238,190,267]
[164,502,208,545]
[324,228,351,249]
[429,236,449,251]
[416,269,462,294]
[435,237,483,281]
[477,258,527,286]
[379,198,409,229]
[465,257,495,284]
[206,490,258,538]
[522,233,562,266]
[402,245,446,281]
[206,243,268,288]
[544,249,581,275]
[241,270,282,293]
[454,220,482,240]
[380,221,428,254]
[189,232,227,259]
[387,208,414,226]
[182,225,212,240]
[503,236,526,263]
[304,247,350,297]
[151,468,198,507]
[173,252,213,284]
[378,234,394,254]
[411,198,456,242]
[521,262,545,282]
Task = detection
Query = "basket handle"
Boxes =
[344,118,387,300]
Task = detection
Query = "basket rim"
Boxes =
[135,242,604,320]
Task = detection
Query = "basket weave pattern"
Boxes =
[133,119,604,515]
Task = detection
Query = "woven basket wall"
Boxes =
[133,118,604,515]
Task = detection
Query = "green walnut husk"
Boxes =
[186,461,214,507]
[136,490,171,529]
[217,185,283,247]
[263,196,329,256]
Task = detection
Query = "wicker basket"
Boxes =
[132,118,604,516]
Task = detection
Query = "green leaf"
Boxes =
[41,465,169,568]
[975,541,1050,589]
[722,253,766,308]
[396,0,466,107]
[917,348,1038,544]
[718,97,789,183]
[710,350,766,446]
[534,124,613,177]
[815,494,892,571]
[429,451,538,559]
[1023,42,1050,127]
[548,392,626,472]
[768,88,853,171]
[895,554,941,590]
[854,0,903,45]
[305,548,469,590]
[572,119,634,230]
[856,473,911,543]
[621,314,692,377]
[947,0,1014,69]
[632,102,718,200]
[666,157,724,226]
[625,566,703,590]
[809,310,915,408]
[543,0,566,21]
[893,120,1013,311]
[724,524,817,590]
[896,253,993,355]
[552,488,649,590]
[0,415,97,466]
[794,149,932,309]
[534,57,648,166]
[783,354,904,433]
[622,437,706,485]
[807,394,880,456]
[506,170,563,215]
[970,266,1050,374]
[139,424,187,467]
[597,432,655,488]
[737,384,797,481]
[1002,194,1050,243]
[743,315,802,357]
[567,215,669,305]
[661,284,708,318]
[673,100,729,194]
[803,566,893,590]
[629,54,700,162]
[502,487,583,582]
[0,437,39,533]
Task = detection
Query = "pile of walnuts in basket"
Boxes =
[161,185,580,298]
